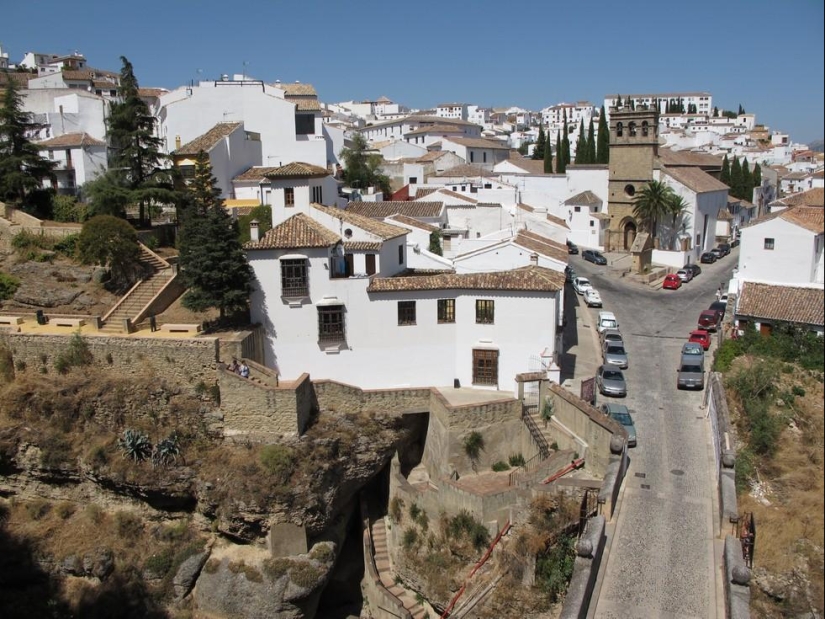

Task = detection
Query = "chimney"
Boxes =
[530,252,539,265]
[175,135,181,150]
[250,219,260,242]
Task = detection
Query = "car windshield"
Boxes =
[602,369,623,380]
[681,365,702,373]
[602,320,617,329]
[578,278,590,286]
[606,346,626,355]
[682,344,703,355]
[611,412,632,426]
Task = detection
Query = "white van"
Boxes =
[597,311,618,334]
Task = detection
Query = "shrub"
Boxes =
[52,195,88,223]
[54,332,94,373]
[491,461,510,472]
[85,503,104,525]
[792,385,806,397]
[53,233,80,257]
[152,433,181,467]
[12,230,54,252]
[54,502,76,520]
[289,562,321,589]
[114,511,143,539]
[309,544,335,564]
[446,510,489,551]
[203,558,221,574]
[536,533,576,602]
[14,359,26,372]
[463,431,485,462]
[143,548,174,577]
[389,497,404,523]
[714,339,743,372]
[77,215,141,289]
[258,444,294,484]
[118,429,153,462]
[746,398,781,456]
[735,448,755,494]
[409,503,422,522]
[25,499,51,521]
[40,433,72,468]
[227,561,263,583]
[508,453,526,467]
[0,272,20,300]
[262,557,291,580]
[0,347,14,382]
[541,399,555,423]
[402,527,419,550]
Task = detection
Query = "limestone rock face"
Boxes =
[173,550,210,600]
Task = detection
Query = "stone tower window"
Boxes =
[629,122,637,137]
[642,121,649,137]
[624,184,636,197]
[616,122,623,137]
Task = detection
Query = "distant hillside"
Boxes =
[810,138,824,152]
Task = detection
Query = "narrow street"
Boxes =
[566,251,737,619]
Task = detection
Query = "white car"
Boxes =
[676,269,693,283]
[572,277,593,295]
[584,289,603,307]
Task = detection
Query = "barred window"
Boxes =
[398,301,416,326]
[475,299,495,324]
[318,305,345,343]
[280,259,308,297]
[472,349,499,386]
[285,187,295,206]
[437,299,455,324]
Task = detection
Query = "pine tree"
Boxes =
[713,106,719,117]
[720,155,731,187]
[752,163,762,189]
[586,117,596,164]
[107,56,175,226]
[543,135,553,173]
[596,106,609,164]
[741,159,752,200]
[0,82,56,205]
[178,151,254,319]
[730,156,743,200]
[574,119,586,164]
[532,126,546,160]
[555,130,565,174]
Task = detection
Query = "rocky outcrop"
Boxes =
[173,550,210,599]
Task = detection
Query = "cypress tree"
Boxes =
[178,151,254,319]
[556,130,565,174]
[533,126,546,160]
[713,106,719,117]
[616,94,622,107]
[752,163,762,189]
[574,119,586,164]
[730,156,743,200]
[0,81,56,205]
[543,134,553,173]
[596,106,609,164]
[741,159,752,200]
[586,117,596,164]
[720,155,731,187]
[562,111,571,167]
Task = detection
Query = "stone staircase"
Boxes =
[371,517,430,619]
[522,405,551,459]
[99,245,175,334]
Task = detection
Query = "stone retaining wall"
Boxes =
[559,515,606,619]
[312,380,431,416]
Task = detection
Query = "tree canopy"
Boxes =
[532,126,546,160]
[77,215,142,289]
[596,106,609,164]
[339,133,391,197]
[632,180,679,242]
[177,151,253,319]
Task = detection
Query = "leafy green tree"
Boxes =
[586,117,596,164]
[177,151,253,319]
[555,130,566,174]
[517,141,531,156]
[339,133,392,197]
[78,215,142,289]
[730,156,743,199]
[82,169,133,219]
[0,82,56,205]
[752,163,762,189]
[632,180,675,243]
[532,126,546,160]
[107,57,177,226]
[428,229,443,255]
[720,155,731,187]
[596,106,610,164]
[574,119,586,164]
[543,135,553,173]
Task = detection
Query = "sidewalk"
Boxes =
[559,287,603,396]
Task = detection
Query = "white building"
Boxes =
[358,116,482,145]
[439,137,510,171]
[436,102,469,121]
[604,92,712,117]
[35,132,107,195]
[21,89,108,142]
[468,105,491,127]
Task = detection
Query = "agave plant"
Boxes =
[152,433,181,467]
[118,429,153,462]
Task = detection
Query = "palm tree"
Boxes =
[632,180,675,246]
[666,194,689,250]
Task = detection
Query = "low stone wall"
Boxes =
[708,372,739,531]
[597,448,629,521]
[723,534,752,619]
[547,383,626,477]
[559,515,606,619]
[312,380,431,416]
[1,331,219,388]
[217,327,266,367]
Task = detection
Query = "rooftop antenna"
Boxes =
[242,60,249,80]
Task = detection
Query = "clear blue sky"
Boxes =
[3,0,823,143]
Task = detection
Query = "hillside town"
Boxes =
[0,46,823,619]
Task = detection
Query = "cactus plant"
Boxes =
[152,433,181,467]
[118,429,152,462]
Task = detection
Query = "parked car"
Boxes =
[596,365,627,397]
[600,403,637,447]
[709,300,727,318]
[582,250,608,265]
[584,289,603,307]
[700,252,717,264]
[603,341,629,369]
[677,354,705,390]
[565,265,576,283]
[567,240,579,255]
[710,247,725,259]
[676,269,693,283]
[683,263,702,277]
[572,276,593,295]
[597,311,619,334]
[698,309,722,331]
[600,328,624,348]
[718,243,731,255]
[663,274,682,290]
[681,342,704,356]
[688,329,712,350]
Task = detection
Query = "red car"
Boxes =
[689,329,712,350]
[698,309,722,331]
[663,274,682,290]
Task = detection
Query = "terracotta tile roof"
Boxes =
[444,137,510,150]
[417,150,450,162]
[658,147,723,168]
[273,83,317,96]
[565,190,603,207]
[517,203,535,212]
[234,166,282,182]
[293,99,321,111]
[36,132,105,148]
[0,72,37,87]
[138,88,168,98]
[414,187,440,197]
[546,213,570,229]
[264,162,329,179]
[367,264,564,293]
[504,158,548,174]
[345,201,444,219]
[245,213,339,250]
[778,187,824,207]
[387,214,439,232]
[514,230,568,262]
[737,282,824,327]
[312,204,408,240]
[717,208,733,221]
[780,207,824,234]
[175,122,242,155]
[591,212,612,220]
[344,241,382,251]
[664,166,729,193]
[426,189,476,204]
[361,114,480,131]
[437,164,497,178]
[728,195,754,207]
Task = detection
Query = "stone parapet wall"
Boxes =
[1,332,219,389]
[559,515,607,619]
[312,380,430,416]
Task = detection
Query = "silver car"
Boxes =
[600,403,637,447]
[603,342,628,369]
[596,365,627,397]
[601,328,624,349]
[677,352,705,390]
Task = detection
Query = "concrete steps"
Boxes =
[100,268,174,331]
[371,517,430,619]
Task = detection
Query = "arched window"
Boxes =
[629,122,637,137]
[642,121,649,137]
[616,122,623,137]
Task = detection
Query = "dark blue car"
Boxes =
[583,250,607,265]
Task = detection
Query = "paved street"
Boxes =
[565,250,737,619]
